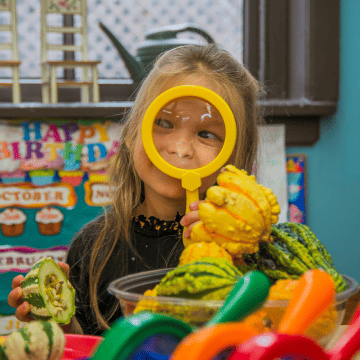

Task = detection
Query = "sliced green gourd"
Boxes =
[21,257,75,324]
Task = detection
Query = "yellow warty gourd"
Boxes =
[178,242,233,266]
[189,165,281,256]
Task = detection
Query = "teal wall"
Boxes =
[287,0,360,282]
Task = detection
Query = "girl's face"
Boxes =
[133,76,227,204]
[152,97,225,170]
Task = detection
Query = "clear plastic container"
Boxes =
[108,269,359,345]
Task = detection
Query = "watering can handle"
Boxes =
[145,23,215,43]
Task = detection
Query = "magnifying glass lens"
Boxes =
[152,97,226,170]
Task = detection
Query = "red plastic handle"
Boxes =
[228,333,330,360]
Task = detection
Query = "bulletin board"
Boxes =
[0,119,122,334]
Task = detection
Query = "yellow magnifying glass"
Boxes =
[142,85,237,246]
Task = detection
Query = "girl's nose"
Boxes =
[167,137,194,158]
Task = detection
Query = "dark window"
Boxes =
[244,0,340,145]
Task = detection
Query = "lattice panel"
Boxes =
[0,0,242,79]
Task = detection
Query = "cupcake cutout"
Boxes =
[35,207,64,236]
[0,169,26,184]
[20,152,64,171]
[0,155,24,183]
[0,208,27,237]
[29,170,55,186]
[58,170,84,187]
[0,156,21,174]
[88,172,109,183]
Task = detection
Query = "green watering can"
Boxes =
[98,22,215,83]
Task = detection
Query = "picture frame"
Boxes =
[286,153,308,224]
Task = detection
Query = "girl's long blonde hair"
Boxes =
[84,44,264,330]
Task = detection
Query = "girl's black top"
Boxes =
[66,213,184,336]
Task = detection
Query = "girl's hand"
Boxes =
[7,261,70,323]
[7,274,31,322]
[180,200,204,238]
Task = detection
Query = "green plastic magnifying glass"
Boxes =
[141,85,237,246]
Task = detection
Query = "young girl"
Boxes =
[8,44,264,335]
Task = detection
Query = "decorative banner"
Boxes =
[84,181,111,207]
[0,183,77,208]
[0,119,123,332]
[0,246,68,273]
[286,154,307,224]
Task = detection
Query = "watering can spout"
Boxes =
[99,21,146,83]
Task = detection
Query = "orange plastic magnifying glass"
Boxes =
[170,323,258,360]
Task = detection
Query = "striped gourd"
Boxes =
[156,257,243,300]
[21,257,75,324]
[0,320,65,360]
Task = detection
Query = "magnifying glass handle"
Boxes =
[185,189,199,214]
[183,189,199,247]
[182,172,201,214]
[182,172,201,246]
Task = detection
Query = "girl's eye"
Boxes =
[155,118,173,129]
[198,130,222,141]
